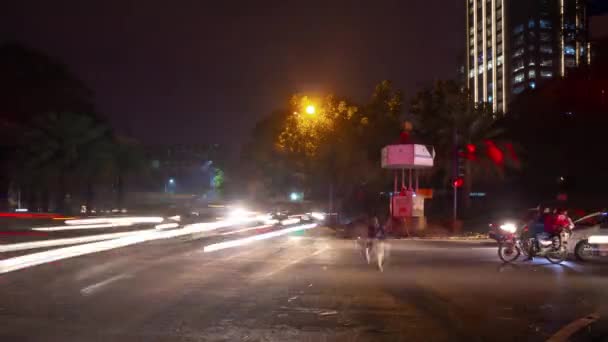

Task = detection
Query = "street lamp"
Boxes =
[168,178,175,185]
[305,105,316,115]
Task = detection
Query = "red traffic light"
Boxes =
[466,144,476,154]
[453,177,464,188]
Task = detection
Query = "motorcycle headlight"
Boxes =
[500,223,517,233]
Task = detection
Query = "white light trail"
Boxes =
[0,217,266,274]
[64,216,164,226]
[588,235,608,244]
[0,229,156,253]
[32,223,127,231]
[203,223,318,253]
[155,223,179,230]
[311,212,325,221]
[280,218,301,226]
[218,224,272,236]
[0,217,254,274]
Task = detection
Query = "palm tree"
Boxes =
[21,112,110,213]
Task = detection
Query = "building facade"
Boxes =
[466,0,589,113]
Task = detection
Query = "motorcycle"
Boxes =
[522,227,571,264]
[495,221,571,264]
[493,222,525,263]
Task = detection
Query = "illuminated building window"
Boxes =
[539,19,552,29]
[564,46,575,55]
[513,48,524,57]
[529,70,536,78]
[514,73,525,83]
[530,81,536,89]
[540,45,553,54]
[541,70,553,78]
[528,19,536,28]
[541,59,553,67]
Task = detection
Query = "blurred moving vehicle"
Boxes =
[568,212,608,261]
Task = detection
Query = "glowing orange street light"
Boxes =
[305,105,316,115]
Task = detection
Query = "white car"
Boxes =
[568,212,608,261]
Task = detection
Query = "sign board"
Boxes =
[381,144,434,169]
[391,195,412,217]
[416,188,433,199]
[391,192,425,218]
[412,196,424,217]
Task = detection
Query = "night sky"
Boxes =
[1,1,464,148]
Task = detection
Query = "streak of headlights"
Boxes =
[32,223,129,231]
[0,217,252,274]
[203,223,318,253]
[588,235,608,244]
[155,223,180,230]
[64,216,164,226]
[0,229,157,253]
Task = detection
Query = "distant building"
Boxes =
[466,0,590,113]
[146,144,221,195]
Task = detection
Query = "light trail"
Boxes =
[218,224,273,236]
[0,229,156,253]
[0,217,254,274]
[588,235,608,244]
[64,216,164,225]
[32,223,125,231]
[203,223,318,253]
[0,230,162,274]
[155,223,180,230]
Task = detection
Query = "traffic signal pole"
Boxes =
[452,128,458,221]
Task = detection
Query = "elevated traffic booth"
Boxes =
[381,144,434,235]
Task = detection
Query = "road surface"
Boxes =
[1,227,608,341]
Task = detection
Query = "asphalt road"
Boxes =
[2,228,608,341]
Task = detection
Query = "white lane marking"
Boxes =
[80,273,132,296]
[254,246,329,279]
[203,223,318,253]
[547,313,600,342]
[0,229,156,253]
[0,218,252,274]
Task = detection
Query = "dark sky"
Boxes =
[1,0,464,147]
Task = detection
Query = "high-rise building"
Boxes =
[466,0,590,113]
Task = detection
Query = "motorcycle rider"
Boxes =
[540,208,573,249]
[553,208,574,239]
[524,207,551,261]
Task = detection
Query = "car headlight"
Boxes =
[499,223,517,233]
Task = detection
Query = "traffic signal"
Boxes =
[453,177,464,188]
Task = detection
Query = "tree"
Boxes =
[410,81,514,210]
[18,112,111,212]
[245,80,405,215]
[0,42,94,123]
